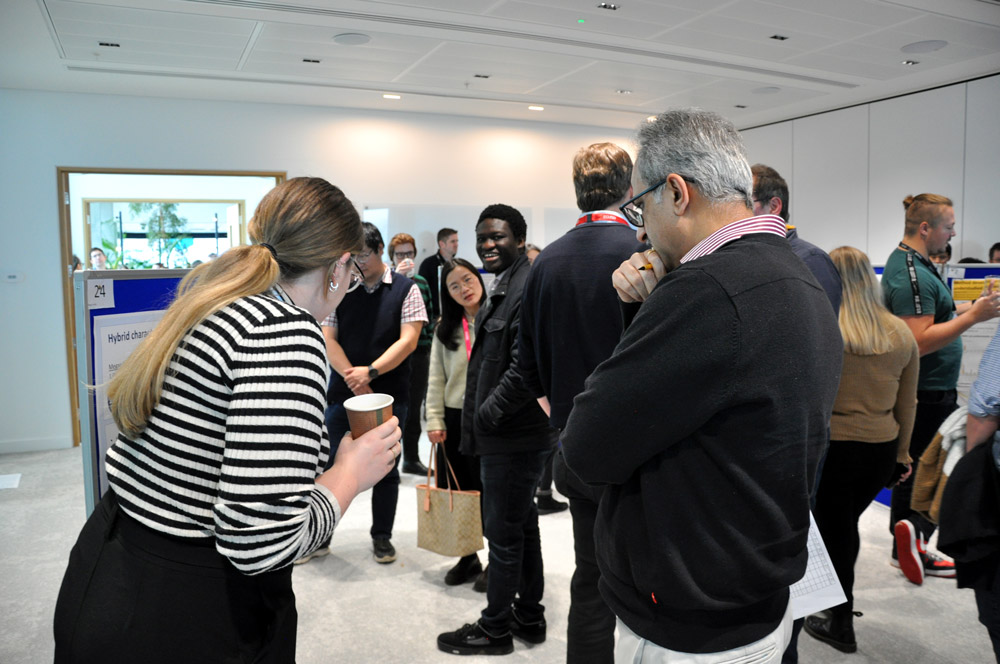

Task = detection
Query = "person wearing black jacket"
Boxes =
[564,109,843,661]
[518,141,643,664]
[438,204,555,657]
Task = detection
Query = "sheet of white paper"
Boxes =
[790,512,847,619]
[0,473,22,489]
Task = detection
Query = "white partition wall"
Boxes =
[867,84,967,263]
[963,76,1000,262]
[742,73,1000,264]
[791,105,870,255]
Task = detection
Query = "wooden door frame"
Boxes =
[58,168,285,446]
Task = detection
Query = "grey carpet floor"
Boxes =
[0,446,992,663]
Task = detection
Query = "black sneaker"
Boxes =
[536,494,568,515]
[437,620,513,656]
[473,565,489,592]
[511,608,546,644]
[373,538,397,564]
[402,460,429,475]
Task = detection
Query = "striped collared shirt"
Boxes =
[680,214,787,264]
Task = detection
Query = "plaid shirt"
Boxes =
[321,266,428,328]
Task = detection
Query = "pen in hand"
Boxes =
[637,263,654,271]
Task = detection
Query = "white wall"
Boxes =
[0,88,630,454]
[742,74,1000,264]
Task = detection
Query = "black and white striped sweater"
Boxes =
[106,293,336,575]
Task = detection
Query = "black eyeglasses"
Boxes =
[619,179,666,228]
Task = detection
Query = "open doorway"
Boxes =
[58,169,285,446]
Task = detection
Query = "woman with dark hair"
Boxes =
[426,258,487,586]
[54,177,402,663]
[804,246,919,653]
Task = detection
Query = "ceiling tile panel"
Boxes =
[662,14,839,55]
[531,61,720,106]
[485,1,679,39]
[757,0,923,26]
[852,29,996,62]
[47,0,256,35]
[705,1,878,41]
[53,18,251,50]
[784,51,906,80]
[890,15,1000,51]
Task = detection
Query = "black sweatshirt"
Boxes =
[563,233,843,653]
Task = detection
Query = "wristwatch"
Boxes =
[368,364,379,379]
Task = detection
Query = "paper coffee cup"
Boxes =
[343,393,394,438]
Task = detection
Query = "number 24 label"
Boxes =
[87,279,115,309]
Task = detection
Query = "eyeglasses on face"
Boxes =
[619,179,667,228]
[329,257,365,294]
[447,273,478,293]
[393,250,415,260]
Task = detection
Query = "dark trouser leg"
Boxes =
[815,439,898,608]
[536,447,556,497]
[976,584,1000,663]
[890,390,957,542]
[371,402,406,540]
[479,449,548,633]
[324,402,405,541]
[403,347,430,465]
[554,448,615,664]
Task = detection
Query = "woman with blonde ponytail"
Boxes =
[55,177,402,663]
[803,246,919,654]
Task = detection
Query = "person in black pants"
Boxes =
[803,246,919,653]
[517,142,643,663]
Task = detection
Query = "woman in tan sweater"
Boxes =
[805,246,919,654]
[426,258,486,587]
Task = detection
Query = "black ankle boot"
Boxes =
[444,554,482,586]
[804,605,857,653]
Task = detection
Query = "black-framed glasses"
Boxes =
[393,250,415,260]
[329,257,364,294]
[619,179,666,228]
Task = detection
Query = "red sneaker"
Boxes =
[917,539,956,578]
[892,520,924,585]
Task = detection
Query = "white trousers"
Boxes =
[615,600,793,664]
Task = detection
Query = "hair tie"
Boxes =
[260,243,278,260]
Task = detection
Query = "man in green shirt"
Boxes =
[882,193,1000,585]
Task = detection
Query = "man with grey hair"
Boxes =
[562,109,843,661]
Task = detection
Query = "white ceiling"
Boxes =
[2,0,999,130]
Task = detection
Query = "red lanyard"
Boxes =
[576,211,630,226]
[462,316,472,360]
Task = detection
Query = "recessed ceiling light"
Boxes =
[98,41,120,48]
[383,94,401,100]
[596,2,620,9]
[901,40,947,54]
[333,33,371,46]
[752,86,781,95]
[769,35,789,41]
[616,89,632,95]
[528,106,545,111]
[734,105,747,109]
[902,60,920,66]
[474,74,491,79]
[302,58,320,64]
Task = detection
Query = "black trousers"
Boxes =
[403,346,431,464]
[814,439,898,608]
[890,389,958,541]
[54,490,296,664]
[553,448,615,664]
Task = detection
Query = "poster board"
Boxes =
[74,269,185,516]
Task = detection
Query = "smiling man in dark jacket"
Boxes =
[437,204,555,657]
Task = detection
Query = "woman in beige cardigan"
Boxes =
[804,246,920,654]
[426,258,487,587]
